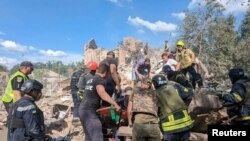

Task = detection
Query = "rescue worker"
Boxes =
[77,61,98,101]
[133,58,151,81]
[152,75,193,141]
[122,86,133,110]
[175,40,202,89]
[155,52,177,74]
[162,65,193,89]
[221,68,250,125]
[101,51,121,106]
[127,78,161,141]
[2,61,33,113]
[70,63,88,122]
[78,63,120,141]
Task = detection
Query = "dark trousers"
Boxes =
[132,123,161,141]
[71,90,80,117]
[163,130,190,141]
[3,101,12,114]
[181,66,201,89]
[79,109,103,141]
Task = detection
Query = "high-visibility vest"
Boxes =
[2,71,29,103]
[156,84,193,133]
[161,109,193,133]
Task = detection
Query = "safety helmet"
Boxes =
[21,79,43,94]
[87,61,98,71]
[162,65,172,74]
[228,68,244,83]
[177,40,185,47]
[152,75,168,89]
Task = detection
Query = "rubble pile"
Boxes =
[0,37,232,141]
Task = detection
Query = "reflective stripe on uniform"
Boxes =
[17,105,36,112]
[232,92,243,102]
[236,116,250,121]
[162,110,193,132]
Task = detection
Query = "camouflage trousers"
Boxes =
[132,123,161,141]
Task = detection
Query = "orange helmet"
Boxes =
[86,61,98,71]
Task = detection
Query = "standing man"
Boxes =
[101,51,121,106]
[175,40,201,89]
[70,63,88,122]
[152,75,193,141]
[2,61,33,112]
[127,78,161,141]
[77,61,98,101]
[78,63,120,141]
[221,68,250,125]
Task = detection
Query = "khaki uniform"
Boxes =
[130,87,161,141]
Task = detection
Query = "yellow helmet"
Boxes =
[177,40,185,47]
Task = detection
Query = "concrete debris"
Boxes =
[190,132,208,141]
[0,71,8,96]
[0,37,233,141]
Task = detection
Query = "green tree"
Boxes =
[180,0,238,79]
[240,7,250,40]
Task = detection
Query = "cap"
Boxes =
[107,51,115,58]
[20,61,33,67]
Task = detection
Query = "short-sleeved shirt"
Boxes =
[155,58,177,74]
[12,75,29,90]
[80,75,107,110]
[101,58,118,86]
[135,59,151,76]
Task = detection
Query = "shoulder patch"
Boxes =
[17,77,23,82]
[31,109,37,114]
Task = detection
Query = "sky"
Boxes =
[0,0,249,68]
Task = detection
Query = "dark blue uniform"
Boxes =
[70,68,87,117]
[222,77,250,124]
[8,97,47,141]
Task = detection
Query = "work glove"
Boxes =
[77,91,85,101]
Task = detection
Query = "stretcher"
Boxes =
[96,106,128,141]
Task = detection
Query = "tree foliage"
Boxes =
[180,0,249,79]
[9,60,84,78]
